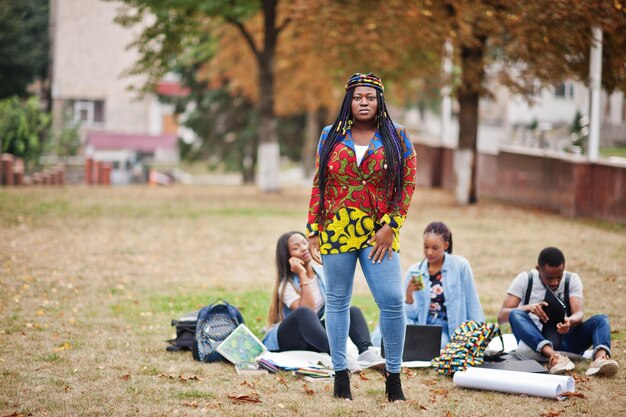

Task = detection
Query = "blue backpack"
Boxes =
[192,299,245,363]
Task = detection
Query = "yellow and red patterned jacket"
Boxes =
[307,125,417,254]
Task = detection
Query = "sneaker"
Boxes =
[586,357,619,377]
[357,347,386,369]
[347,355,362,374]
[548,353,575,375]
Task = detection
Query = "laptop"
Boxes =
[380,324,442,362]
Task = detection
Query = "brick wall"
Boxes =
[415,143,626,223]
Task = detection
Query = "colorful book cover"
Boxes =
[216,323,267,365]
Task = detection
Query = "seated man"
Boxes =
[497,247,618,376]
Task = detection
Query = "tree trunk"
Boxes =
[302,107,325,179]
[255,0,280,192]
[455,40,485,205]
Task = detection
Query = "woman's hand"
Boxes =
[289,256,307,277]
[368,224,394,263]
[308,235,322,264]
[405,274,423,304]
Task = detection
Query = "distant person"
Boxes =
[403,221,484,348]
[262,232,383,372]
[306,73,417,401]
[498,247,619,376]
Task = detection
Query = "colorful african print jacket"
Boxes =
[306,125,417,254]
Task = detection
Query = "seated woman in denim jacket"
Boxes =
[403,221,484,348]
[262,231,381,371]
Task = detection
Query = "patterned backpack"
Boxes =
[192,299,245,363]
[432,320,502,376]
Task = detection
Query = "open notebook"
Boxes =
[216,323,267,365]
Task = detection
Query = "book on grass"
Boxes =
[294,367,334,382]
[216,323,267,365]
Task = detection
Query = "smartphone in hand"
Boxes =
[410,271,424,289]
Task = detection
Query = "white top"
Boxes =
[281,276,324,313]
[354,145,369,165]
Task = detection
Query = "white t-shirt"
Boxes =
[355,145,368,165]
[506,269,583,329]
[281,276,324,314]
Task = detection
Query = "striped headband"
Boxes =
[345,73,384,92]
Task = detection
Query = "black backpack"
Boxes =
[192,299,245,363]
[166,310,200,352]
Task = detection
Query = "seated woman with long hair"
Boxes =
[262,231,382,371]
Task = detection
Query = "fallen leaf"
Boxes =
[403,368,415,378]
[573,374,589,383]
[430,387,449,398]
[182,401,198,408]
[276,375,288,387]
[54,342,72,352]
[120,374,131,381]
[540,411,562,417]
[443,411,453,417]
[2,413,28,417]
[422,378,438,386]
[158,373,174,379]
[241,380,255,388]
[227,393,262,403]
[358,372,370,381]
[303,384,315,395]
[562,391,586,399]
[178,374,203,382]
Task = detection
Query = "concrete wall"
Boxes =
[50,0,155,134]
[415,143,626,224]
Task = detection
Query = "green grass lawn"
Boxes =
[1,185,625,417]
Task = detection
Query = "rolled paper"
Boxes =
[453,367,575,399]
[464,367,575,392]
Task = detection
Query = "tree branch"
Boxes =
[224,15,260,60]
[277,16,291,34]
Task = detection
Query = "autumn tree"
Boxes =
[114,0,294,191]
[419,0,626,204]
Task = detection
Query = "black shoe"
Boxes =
[383,369,405,402]
[333,369,352,400]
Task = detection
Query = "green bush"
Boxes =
[0,95,50,166]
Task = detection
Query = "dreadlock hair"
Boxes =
[267,231,305,326]
[423,221,453,254]
[537,247,565,267]
[317,73,405,218]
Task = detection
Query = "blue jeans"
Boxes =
[509,310,612,358]
[322,247,405,373]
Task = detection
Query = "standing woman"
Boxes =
[404,221,484,347]
[307,73,417,401]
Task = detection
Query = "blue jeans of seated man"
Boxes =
[427,315,450,349]
[509,310,612,359]
[322,246,405,373]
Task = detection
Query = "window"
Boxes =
[554,83,574,99]
[66,99,105,127]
